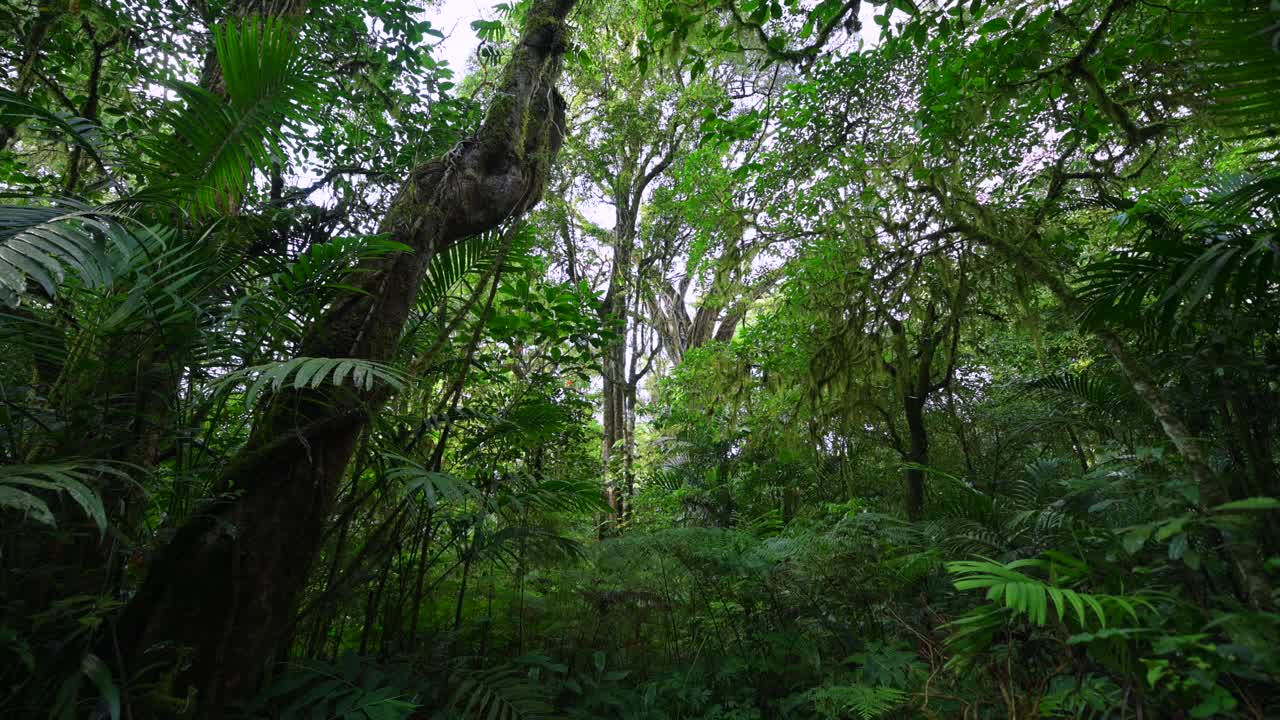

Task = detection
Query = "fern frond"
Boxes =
[484,525,587,564]
[214,357,408,407]
[449,664,554,720]
[0,203,158,305]
[501,474,609,515]
[946,557,1152,629]
[801,683,906,720]
[262,653,418,720]
[0,461,124,533]
[384,454,480,508]
[1019,369,1141,422]
[142,16,312,211]
[419,224,536,313]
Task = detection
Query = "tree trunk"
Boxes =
[598,130,675,527]
[601,341,626,524]
[623,378,638,519]
[903,396,928,522]
[600,202,636,528]
[105,1,577,713]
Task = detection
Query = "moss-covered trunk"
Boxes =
[903,394,928,522]
[106,1,577,714]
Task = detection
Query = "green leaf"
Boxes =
[1122,525,1153,554]
[0,486,55,526]
[0,463,114,533]
[82,654,121,720]
[1213,497,1280,512]
[978,17,1010,34]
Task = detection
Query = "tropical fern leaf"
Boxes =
[385,454,480,508]
[419,224,536,313]
[215,357,408,407]
[226,234,416,347]
[647,467,687,493]
[0,204,156,305]
[272,235,414,298]
[0,461,123,533]
[449,664,554,720]
[501,474,609,515]
[799,683,906,720]
[1022,371,1124,410]
[142,17,312,211]
[946,557,1151,629]
[484,525,587,564]
[261,653,418,720]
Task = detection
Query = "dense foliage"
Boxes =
[1,0,1278,718]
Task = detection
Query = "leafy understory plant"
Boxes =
[449,662,555,720]
[946,557,1153,629]
[0,461,121,532]
[257,653,418,720]
[787,683,907,720]
[943,556,1158,670]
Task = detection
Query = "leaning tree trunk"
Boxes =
[106,1,578,714]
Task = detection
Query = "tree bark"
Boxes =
[903,395,928,522]
[596,116,678,528]
[105,1,578,713]
[601,201,637,528]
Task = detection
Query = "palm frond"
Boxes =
[260,653,418,720]
[214,357,408,408]
[946,557,1152,629]
[483,525,587,564]
[419,224,536,313]
[0,203,159,305]
[385,454,481,508]
[647,467,687,493]
[141,16,312,211]
[0,91,114,182]
[1020,370,1137,418]
[500,474,609,515]
[1199,2,1280,140]
[457,397,574,456]
[449,664,554,720]
[1077,198,1278,331]
[228,234,415,346]
[0,461,126,533]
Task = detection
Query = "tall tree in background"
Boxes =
[556,1,685,524]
